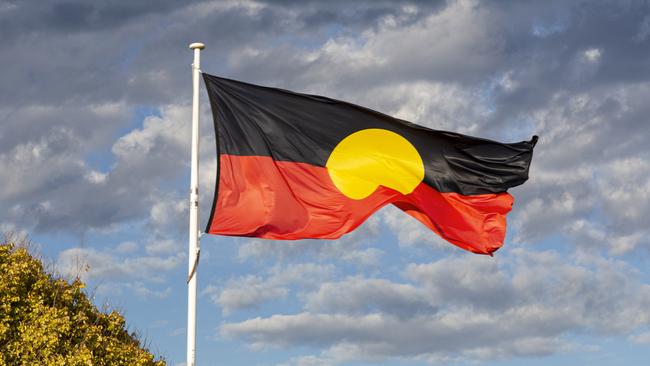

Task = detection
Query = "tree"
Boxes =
[0,237,166,366]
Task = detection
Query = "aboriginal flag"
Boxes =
[203,74,537,255]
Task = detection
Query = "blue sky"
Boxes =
[2,1,650,365]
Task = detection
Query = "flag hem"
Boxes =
[204,73,222,234]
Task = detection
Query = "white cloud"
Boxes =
[150,200,186,228]
[305,277,433,318]
[145,239,181,255]
[630,332,650,344]
[512,82,650,253]
[0,103,200,234]
[228,0,507,94]
[128,282,172,299]
[3,1,650,365]
[339,248,383,267]
[277,355,335,366]
[84,170,107,184]
[223,311,572,361]
[57,246,183,283]
[206,263,335,315]
[116,241,139,253]
[353,81,488,134]
[112,105,190,164]
[204,276,288,315]
[381,205,456,251]
[583,48,602,63]
[222,249,650,363]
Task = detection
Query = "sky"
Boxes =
[2,0,650,365]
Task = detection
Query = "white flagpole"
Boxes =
[187,41,204,366]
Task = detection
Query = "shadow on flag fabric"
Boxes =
[203,74,537,255]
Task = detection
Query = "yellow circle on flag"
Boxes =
[326,128,425,200]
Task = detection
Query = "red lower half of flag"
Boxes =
[206,155,514,255]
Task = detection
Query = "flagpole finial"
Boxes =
[189,42,205,50]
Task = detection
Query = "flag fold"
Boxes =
[203,74,537,255]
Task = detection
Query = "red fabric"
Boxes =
[208,154,514,255]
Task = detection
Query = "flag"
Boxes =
[203,74,537,255]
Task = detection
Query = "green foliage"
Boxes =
[0,238,165,366]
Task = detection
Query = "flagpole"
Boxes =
[187,41,204,366]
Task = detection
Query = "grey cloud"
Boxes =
[223,0,650,259]
[147,198,188,239]
[227,0,507,89]
[0,103,130,155]
[204,275,289,315]
[630,332,650,345]
[187,0,650,260]
[406,256,516,312]
[2,1,649,364]
[224,0,649,96]
[0,0,436,108]
[0,0,193,37]
[222,249,650,362]
[381,205,458,251]
[9,0,634,242]
[205,263,334,315]
[305,277,436,318]
[57,245,183,283]
[262,0,446,29]
[223,312,573,360]
[222,0,650,146]
[511,83,650,252]
[0,104,196,234]
[277,355,335,366]
[479,1,650,134]
[0,0,452,238]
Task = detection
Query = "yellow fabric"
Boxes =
[326,128,424,200]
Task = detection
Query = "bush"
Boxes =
[0,237,165,366]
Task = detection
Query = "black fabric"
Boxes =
[203,73,537,195]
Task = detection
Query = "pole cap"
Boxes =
[189,42,205,50]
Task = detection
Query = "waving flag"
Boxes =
[203,74,537,255]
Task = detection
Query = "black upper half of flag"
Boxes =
[203,73,538,196]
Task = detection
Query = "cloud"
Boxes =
[228,0,506,91]
[304,277,434,318]
[200,0,650,258]
[14,0,650,249]
[381,205,457,251]
[0,104,203,235]
[277,355,335,366]
[55,236,186,301]
[222,249,650,363]
[2,1,650,364]
[223,311,573,361]
[630,332,650,345]
[204,275,289,315]
[205,263,334,315]
[127,282,172,299]
[511,82,650,253]
[57,245,184,283]
[115,241,138,253]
